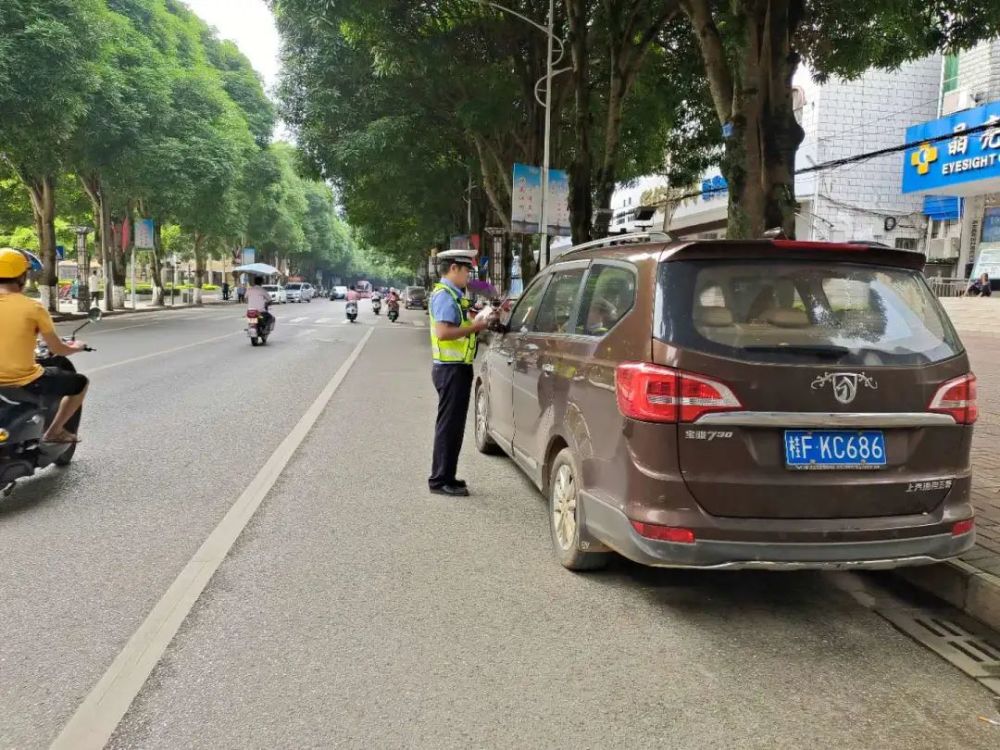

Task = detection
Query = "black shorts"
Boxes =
[23,368,89,398]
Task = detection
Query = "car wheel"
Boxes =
[549,448,609,571]
[474,382,502,455]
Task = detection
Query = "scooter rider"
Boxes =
[0,248,89,443]
[246,276,273,326]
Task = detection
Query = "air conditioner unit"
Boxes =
[927,237,961,259]
[941,88,976,115]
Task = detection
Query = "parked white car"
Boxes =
[263,284,287,304]
[285,282,315,303]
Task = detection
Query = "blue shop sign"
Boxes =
[903,100,1000,195]
[701,175,728,202]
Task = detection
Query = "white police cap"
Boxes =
[437,249,477,266]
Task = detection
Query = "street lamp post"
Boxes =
[539,0,554,269]
[476,1,566,269]
[73,226,92,313]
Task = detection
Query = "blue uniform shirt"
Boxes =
[430,278,464,326]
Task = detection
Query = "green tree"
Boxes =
[0,0,106,308]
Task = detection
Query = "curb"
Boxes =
[893,558,1000,633]
[52,300,225,323]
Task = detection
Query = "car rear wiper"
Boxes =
[744,345,852,359]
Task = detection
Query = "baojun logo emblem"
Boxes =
[811,372,878,405]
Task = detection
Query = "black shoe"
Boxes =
[429,484,470,497]
[452,479,468,489]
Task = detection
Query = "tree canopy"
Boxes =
[0,0,386,308]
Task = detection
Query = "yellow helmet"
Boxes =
[0,248,30,278]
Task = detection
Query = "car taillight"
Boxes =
[616,362,742,423]
[952,518,975,536]
[631,521,696,544]
[929,373,977,424]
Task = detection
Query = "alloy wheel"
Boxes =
[552,464,577,551]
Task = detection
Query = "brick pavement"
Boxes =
[963,334,1000,576]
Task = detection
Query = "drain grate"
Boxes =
[878,608,1000,680]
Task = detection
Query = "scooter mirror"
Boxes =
[87,307,103,323]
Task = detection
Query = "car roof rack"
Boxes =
[561,231,672,257]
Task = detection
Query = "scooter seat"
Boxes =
[0,388,45,406]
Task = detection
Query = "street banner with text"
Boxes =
[511,163,571,236]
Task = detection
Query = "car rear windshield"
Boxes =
[656,259,962,366]
[286,284,301,290]
[263,285,278,291]
[408,287,426,296]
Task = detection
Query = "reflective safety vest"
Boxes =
[429,282,476,364]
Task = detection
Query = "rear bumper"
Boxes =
[579,492,975,571]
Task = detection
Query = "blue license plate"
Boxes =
[784,430,886,470]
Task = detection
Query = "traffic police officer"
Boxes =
[428,249,492,496]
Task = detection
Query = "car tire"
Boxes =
[549,448,609,572]
[474,382,503,455]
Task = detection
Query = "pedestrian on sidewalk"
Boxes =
[427,249,493,497]
[237,281,246,303]
[966,272,992,297]
[222,280,230,301]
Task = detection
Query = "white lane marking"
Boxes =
[75,323,156,336]
[315,318,331,324]
[51,327,375,750]
[290,316,307,323]
[295,328,316,338]
[87,332,241,374]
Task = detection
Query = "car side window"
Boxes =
[575,264,636,336]
[507,277,549,333]
[533,269,586,334]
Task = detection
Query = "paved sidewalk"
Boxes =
[900,299,1000,630]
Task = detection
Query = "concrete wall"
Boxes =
[958,40,1000,104]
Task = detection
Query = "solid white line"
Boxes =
[87,332,241,374]
[290,316,307,323]
[315,318,331,324]
[50,327,375,750]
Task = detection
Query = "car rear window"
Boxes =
[286,284,301,290]
[656,259,962,366]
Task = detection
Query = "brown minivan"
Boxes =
[474,236,977,571]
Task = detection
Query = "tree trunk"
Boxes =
[193,232,205,306]
[150,218,165,306]
[684,0,803,239]
[25,175,58,312]
[566,0,594,244]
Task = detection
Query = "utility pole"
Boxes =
[539,0,554,269]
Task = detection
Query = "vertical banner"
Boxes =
[134,218,155,249]
[511,163,571,236]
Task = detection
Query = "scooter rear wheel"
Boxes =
[250,337,260,346]
[54,443,77,467]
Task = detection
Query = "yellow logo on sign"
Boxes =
[911,142,938,175]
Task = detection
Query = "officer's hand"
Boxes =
[471,318,491,333]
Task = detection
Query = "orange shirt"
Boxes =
[0,292,54,386]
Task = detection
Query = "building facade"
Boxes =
[902,40,1000,280]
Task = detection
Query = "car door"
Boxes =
[484,275,551,451]
[512,264,589,482]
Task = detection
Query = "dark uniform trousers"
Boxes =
[429,363,474,488]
